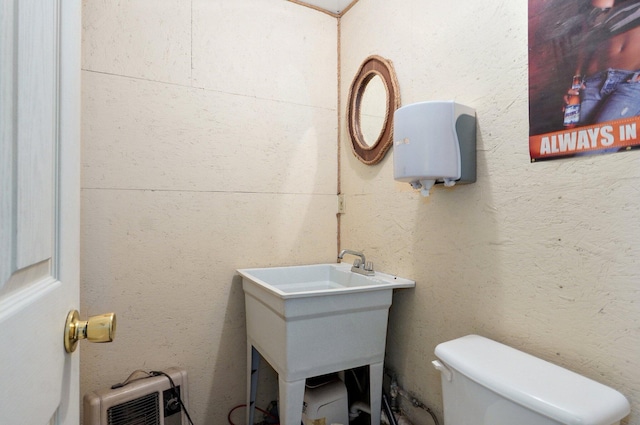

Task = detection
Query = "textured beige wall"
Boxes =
[340,1,639,424]
[80,1,337,423]
[80,0,640,424]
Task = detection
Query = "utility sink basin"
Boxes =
[238,262,415,299]
[238,262,415,425]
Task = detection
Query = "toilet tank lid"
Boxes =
[434,335,630,425]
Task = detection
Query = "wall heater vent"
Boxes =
[84,367,189,425]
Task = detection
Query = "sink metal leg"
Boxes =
[369,361,384,425]
[246,345,260,425]
[278,376,305,425]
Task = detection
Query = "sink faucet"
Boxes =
[337,249,375,276]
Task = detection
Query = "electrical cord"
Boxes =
[227,403,280,425]
[110,369,153,389]
[150,370,195,425]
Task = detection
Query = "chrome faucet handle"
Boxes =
[364,261,374,272]
[350,259,375,276]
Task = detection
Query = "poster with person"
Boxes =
[529,0,640,161]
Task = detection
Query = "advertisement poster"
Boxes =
[529,0,640,161]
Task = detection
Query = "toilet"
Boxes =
[433,335,630,425]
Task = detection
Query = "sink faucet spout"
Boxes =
[338,249,366,264]
[337,249,375,276]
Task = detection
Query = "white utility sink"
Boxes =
[238,262,414,298]
[238,262,415,425]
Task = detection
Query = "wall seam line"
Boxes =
[336,16,342,257]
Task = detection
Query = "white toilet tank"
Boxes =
[433,335,630,425]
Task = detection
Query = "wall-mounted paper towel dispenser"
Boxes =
[393,101,476,196]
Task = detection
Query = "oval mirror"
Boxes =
[359,75,387,146]
[347,55,400,165]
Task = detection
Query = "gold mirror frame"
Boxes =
[347,55,400,165]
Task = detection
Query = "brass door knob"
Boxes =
[64,310,116,353]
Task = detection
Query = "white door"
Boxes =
[0,1,81,424]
